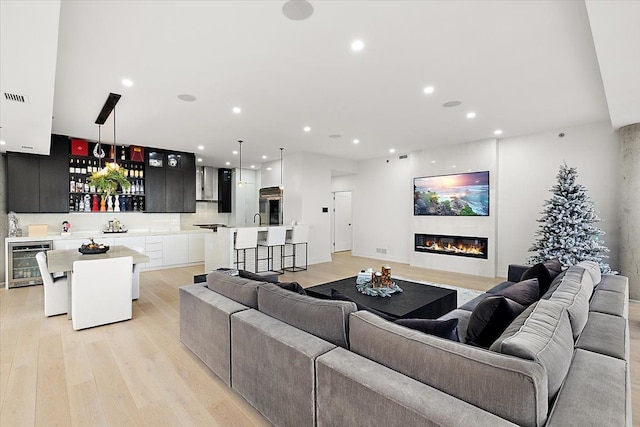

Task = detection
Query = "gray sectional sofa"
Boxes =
[179,262,630,426]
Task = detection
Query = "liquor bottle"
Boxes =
[134,165,139,178]
[69,158,75,173]
[121,147,126,161]
[84,180,89,193]
[133,197,138,211]
[138,197,144,211]
[92,194,99,212]
[74,197,79,212]
[87,159,93,174]
[76,178,83,193]
[120,196,126,212]
[89,182,96,193]
[139,166,144,178]
[75,159,81,174]
[123,165,128,178]
[70,177,76,193]
[140,180,144,194]
[84,195,91,212]
[79,197,84,212]
[81,159,87,175]
[69,195,75,211]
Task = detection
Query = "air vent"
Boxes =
[399,154,408,159]
[3,92,27,103]
[21,145,34,150]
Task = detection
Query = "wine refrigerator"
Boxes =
[7,241,53,288]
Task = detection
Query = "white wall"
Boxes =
[351,155,413,263]
[331,174,356,192]
[497,121,619,277]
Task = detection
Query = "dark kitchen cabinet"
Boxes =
[6,135,69,213]
[218,168,232,213]
[145,150,195,213]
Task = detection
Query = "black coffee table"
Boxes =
[305,276,457,319]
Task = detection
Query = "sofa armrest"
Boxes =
[508,264,529,282]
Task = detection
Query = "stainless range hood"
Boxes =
[196,166,218,201]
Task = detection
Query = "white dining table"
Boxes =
[46,245,150,319]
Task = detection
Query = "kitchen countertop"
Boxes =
[5,228,210,243]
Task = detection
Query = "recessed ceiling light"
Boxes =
[443,101,462,108]
[177,94,197,102]
[466,112,476,119]
[0,140,5,145]
[431,160,436,163]
[351,40,364,51]
[262,155,267,159]
[389,148,395,153]
[198,145,204,150]
[452,165,457,168]
[250,165,255,169]
[353,139,360,144]
[232,150,238,155]
[423,86,434,94]
[303,126,311,132]
[122,78,133,87]
[225,161,231,166]
[267,167,273,171]
[197,158,203,162]
[232,106,242,114]
[494,129,503,135]
[282,0,314,21]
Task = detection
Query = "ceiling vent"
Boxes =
[399,154,408,159]
[3,92,28,103]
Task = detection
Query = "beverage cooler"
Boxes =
[7,241,53,288]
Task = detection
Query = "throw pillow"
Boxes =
[238,270,279,283]
[520,263,552,296]
[543,258,563,280]
[394,318,459,341]
[277,281,307,295]
[330,289,397,321]
[466,295,525,348]
[495,278,540,307]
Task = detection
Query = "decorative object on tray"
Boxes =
[355,266,403,297]
[79,238,109,254]
[103,218,127,233]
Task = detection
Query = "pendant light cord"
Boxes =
[280,147,284,189]
[113,107,117,165]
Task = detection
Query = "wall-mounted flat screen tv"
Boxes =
[414,171,489,216]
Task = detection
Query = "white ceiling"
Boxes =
[1,1,638,168]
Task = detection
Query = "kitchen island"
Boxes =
[204,226,292,273]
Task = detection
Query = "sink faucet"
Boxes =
[253,213,263,226]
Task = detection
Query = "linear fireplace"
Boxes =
[415,233,488,259]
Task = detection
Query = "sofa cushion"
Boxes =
[494,278,540,307]
[277,281,307,295]
[521,263,552,295]
[466,296,525,348]
[330,289,396,321]
[349,311,549,427]
[546,349,628,427]
[575,312,627,360]
[257,283,357,348]
[589,289,627,319]
[437,309,471,343]
[206,271,260,308]
[238,269,279,283]
[545,267,592,339]
[595,274,628,296]
[575,260,601,287]
[490,300,574,400]
[394,318,459,341]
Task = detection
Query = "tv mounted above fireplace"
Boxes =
[414,171,489,216]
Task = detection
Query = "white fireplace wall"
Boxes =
[409,139,498,277]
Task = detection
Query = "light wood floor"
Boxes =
[0,251,637,426]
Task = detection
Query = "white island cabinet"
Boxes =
[163,234,189,266]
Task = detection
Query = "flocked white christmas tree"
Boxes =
[529,163,614,274]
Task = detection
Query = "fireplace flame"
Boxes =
[426,240,485,256]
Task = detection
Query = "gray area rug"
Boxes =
[393,276,483,307]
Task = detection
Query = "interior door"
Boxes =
[333,191,353,252]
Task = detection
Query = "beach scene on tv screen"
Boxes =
[414,171,489,216]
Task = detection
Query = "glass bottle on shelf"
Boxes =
[69,195,75,211]
[75,160,81,174]
[84,180,89,193]
[81,159,87,175]
[70,176,75,193]
[76,178,83,193]
[140,179,144,194]
[139,166,144,178]
[69,158,74,173]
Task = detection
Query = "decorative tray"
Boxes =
[79,246,110,254]
[102,230,128,234]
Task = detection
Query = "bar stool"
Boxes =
[257,226,287,273]
[235,228,259,272]
[283,224,309,272]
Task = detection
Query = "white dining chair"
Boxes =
[71,256,133,330]
[36,251,69,317]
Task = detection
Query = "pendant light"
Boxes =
[237,140,243,187]
[279,147,284,190]
[93,124,105,164]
